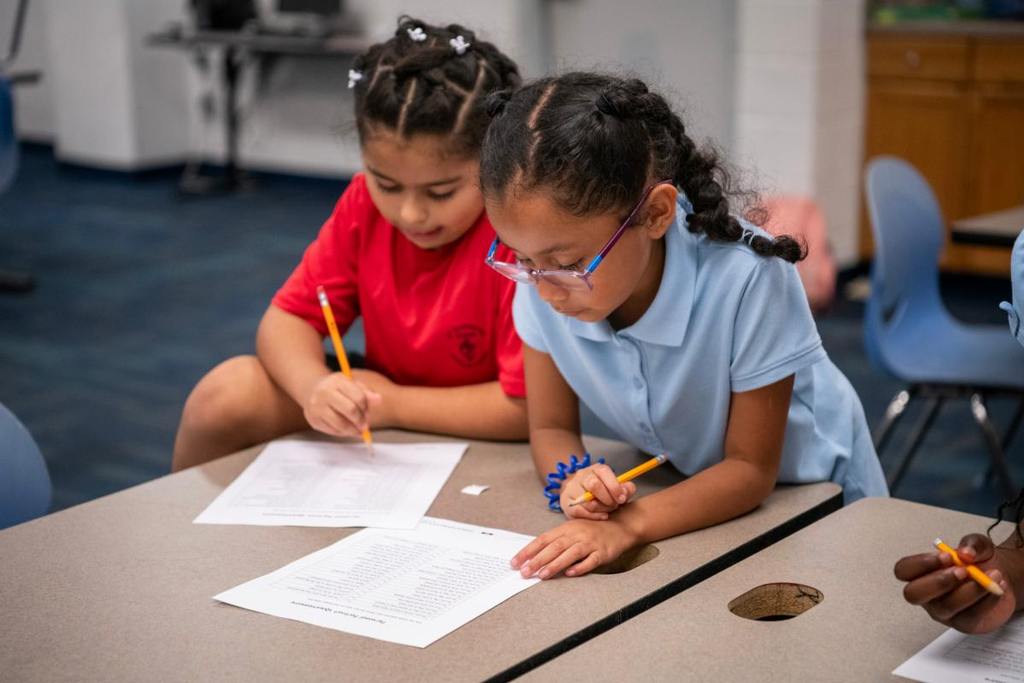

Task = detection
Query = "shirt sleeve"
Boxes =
[512,283,549,353]
[494,278,526,398]
[730,256,827,393]
[271,176,369,337]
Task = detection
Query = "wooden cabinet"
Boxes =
[862,30,1024,275]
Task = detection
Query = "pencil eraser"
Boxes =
[461,484,489,496]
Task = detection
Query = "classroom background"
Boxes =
[1,0,1022,517]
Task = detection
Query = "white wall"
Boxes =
[734,0,866,267]
[3,0,53,141]
[546,0,737,152]
[26,0,189,169]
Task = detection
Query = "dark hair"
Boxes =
[480,73,805,262]
[991,488,1024,547]
[350,16,521,157]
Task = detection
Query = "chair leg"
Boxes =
[887,396,943,492]
[971,393,1017,500]
[982,397,1024,488]
[874,388,913,455]
[0,269,34,293]
[1002,397,1024,453]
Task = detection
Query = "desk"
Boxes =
[525,497,1012,682]
[952,205,1024,248]
[0,431,840,682]
[146,28,369,194]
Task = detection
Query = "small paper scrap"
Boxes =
[461,484,490,496]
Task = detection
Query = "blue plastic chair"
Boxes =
[0,402,51,529]
[864,156,1024,498]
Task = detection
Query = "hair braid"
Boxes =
[481,72,806,263]
[349,16,521,157]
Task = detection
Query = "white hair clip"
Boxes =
[407,26,427,42]
[347,69,363,89]
[449,35,471,55]
[741,229,756,245]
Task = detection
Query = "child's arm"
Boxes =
[256,304,379,437]
[512,376,792,579]
[894,532,1020,634]
[523,345,588,473]
[351,369,528,441]
[518,345,636,519]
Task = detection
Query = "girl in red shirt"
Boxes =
[172,18,525,470]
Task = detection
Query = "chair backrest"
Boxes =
[0,402,51,529]
[761,195,836,313]
[0,75,16,192]
[863,156,947,371]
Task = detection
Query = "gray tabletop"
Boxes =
[0,430,841,682]
[525,497,1012,683]
[952,205,1024,247]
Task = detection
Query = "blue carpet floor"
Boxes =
[0,144,1019,517]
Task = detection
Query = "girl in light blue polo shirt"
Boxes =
[479,73,888,581]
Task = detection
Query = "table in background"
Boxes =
[952,205,1024,248]
[0,431,841,682]
[146,28,369,194]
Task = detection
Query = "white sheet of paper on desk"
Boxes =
[193,439,467,529]
[213,517,539,648]
[894,615,1024,683]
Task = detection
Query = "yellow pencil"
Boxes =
[934,538,1004,597]
[317,285,374,454]
[567,454,667,507]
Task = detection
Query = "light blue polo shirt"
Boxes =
[513,197,888,503]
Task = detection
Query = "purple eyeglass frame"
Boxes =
[484,180,673,291]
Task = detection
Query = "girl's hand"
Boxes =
[511,519,638,579]
[560,464,637,520]
[351,369,397,428]
[303,372,382,438]
[894,533,1016,634]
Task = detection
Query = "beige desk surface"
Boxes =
[525,497,1012,683]
[0,431,840,682]
[952,205,1024,242]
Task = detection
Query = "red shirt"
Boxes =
[272,173,525,397]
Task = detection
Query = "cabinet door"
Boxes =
[861,78,971,262]
[968,83,1024,215]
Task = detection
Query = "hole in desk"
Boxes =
[727,582,823,622]
[591,544,659,574]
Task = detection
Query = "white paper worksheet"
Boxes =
[194,439,467,529]
[213,517,539,647]
[894,615,1024,683]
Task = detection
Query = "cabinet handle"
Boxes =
[904,49,921,68]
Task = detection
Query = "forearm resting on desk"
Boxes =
[384,382,527,441]
[614,457,777,545]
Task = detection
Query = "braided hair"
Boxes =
[990,488,1024,548]
[480,73,805,262]
[349,17,521,157]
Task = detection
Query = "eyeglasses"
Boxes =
[485,181,672,292]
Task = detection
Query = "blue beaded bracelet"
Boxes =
[543,452,605,512]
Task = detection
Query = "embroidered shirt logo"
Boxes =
[447,325,486,367]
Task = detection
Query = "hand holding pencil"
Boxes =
[894,532,1015,635]
[561,454,666,520]
[307,285,377,453]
